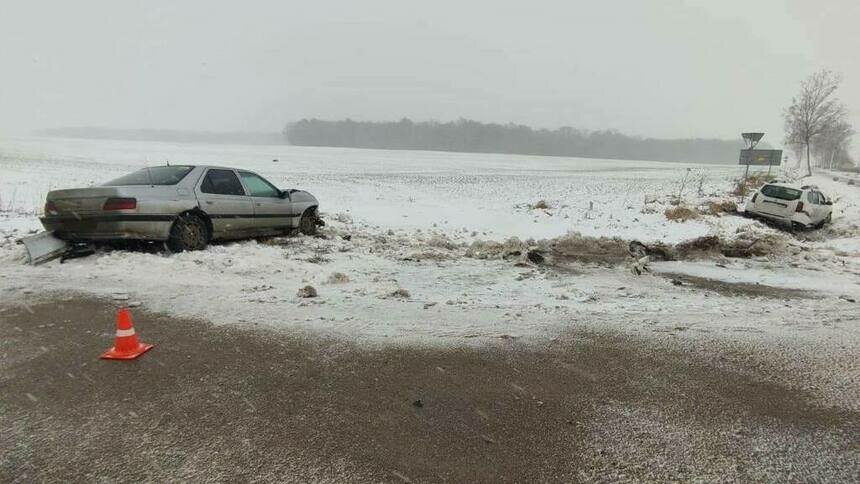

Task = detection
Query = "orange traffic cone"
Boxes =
[100,308,154,360]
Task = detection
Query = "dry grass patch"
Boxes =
[664,206,699,222]
[731,174,770,197]
[705,200,738,216]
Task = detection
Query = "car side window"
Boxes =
[807,192,816,204]
[201,169,246,196]
[239,171,281,198]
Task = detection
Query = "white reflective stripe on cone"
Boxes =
[116,328,136,337]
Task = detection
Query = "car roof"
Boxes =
[147,164,256,172]
[763,181,804,189]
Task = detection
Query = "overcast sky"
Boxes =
[1,0,857,150]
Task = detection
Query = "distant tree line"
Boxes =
[284,118,748,164]
[38,127,284,146]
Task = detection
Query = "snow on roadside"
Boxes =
[0,137,857,347]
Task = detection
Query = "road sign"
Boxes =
[739,149,782,166]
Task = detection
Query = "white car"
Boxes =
[745,182,832,230]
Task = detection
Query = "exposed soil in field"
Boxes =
[655,272,815,299]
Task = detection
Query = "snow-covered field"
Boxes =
[1,136,751,242]
[0,136,858,343]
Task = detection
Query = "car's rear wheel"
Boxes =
[817,213,832,229]
[167,213,209,252]
[298,208,318,236]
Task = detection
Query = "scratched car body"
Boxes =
[40,165,322,251]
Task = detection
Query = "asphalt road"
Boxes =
[1,296,857,482]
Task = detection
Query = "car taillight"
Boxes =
[45,201,58,215]
[795,201,804,213]
[103,198,137,210]
[751,193,758,203]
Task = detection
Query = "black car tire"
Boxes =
[167,213,209,252]
[299,208,318,236]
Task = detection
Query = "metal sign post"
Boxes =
[741,132,763,181]
[738,133,781,182]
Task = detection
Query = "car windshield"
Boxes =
[103,166,194,186]
[760,184,802,201]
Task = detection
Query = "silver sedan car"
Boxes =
[40,165,322,251]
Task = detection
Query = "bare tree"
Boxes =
[783,70,848,176]
[814,119,854,169]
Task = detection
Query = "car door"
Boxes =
[814,191,830,223]
[812,192,824,223]
[818,191,832,219]
[195,168,255,239]
[238,170,295,233]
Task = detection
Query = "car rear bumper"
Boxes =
[746,209,812,228]
[40,214,175,241]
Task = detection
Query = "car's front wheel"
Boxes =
[167,213,209,252]
[298,207,319,236]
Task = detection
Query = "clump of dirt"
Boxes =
[664,206,699,222]
[327,272,350,284]
[674,235,722,257]
[466,237,530,260]
[403,250,452,262]
[426,235,461,250]
[541,233,630,265]
[297,285,318,298]
[388,288,411,298]
[531,200,551,210]
[661,232,785,260]
[465,230,786,268]
[722,232,784,258]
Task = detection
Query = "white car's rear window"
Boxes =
[760,184,802,201]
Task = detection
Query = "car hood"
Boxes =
[286,189,317,204]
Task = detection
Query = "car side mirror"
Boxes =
[825,201,833,206]
[278,190,289,199]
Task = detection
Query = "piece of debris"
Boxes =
[671,279,683,286]
[327,272,350,284]
[341,234,352,241]
[526,249,545,265]
[481,434,497,444]
[412,399,424,408]
[630,255,650,275]
[531,200,550,210]
[296,285,318,298]
[389,288,411,298]
[839,295,856,303]
[423,302,437,309]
